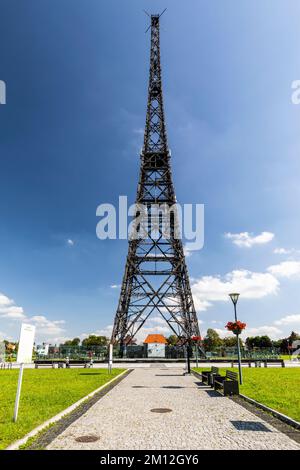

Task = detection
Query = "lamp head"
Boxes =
[229,292,240,305]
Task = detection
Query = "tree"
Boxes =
[274,338,289,354]
[82,335,108,347]
[72,337,81,346]
[167,335,178,346]
[288,331,300,345]
[259,335,272,348]
[222,337,238,347]
[203,329,222,352]
[272,332,300,353]
[245,335,272,349]
[63,337,81,347]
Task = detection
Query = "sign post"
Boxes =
[13,323,35,422]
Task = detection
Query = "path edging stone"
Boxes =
[239,394,300,430]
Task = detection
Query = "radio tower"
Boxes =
[111,14,201,354]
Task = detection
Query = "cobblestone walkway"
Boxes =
[47,367,299,450]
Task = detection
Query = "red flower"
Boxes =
[191,335,202,341]
[225,320,246,333]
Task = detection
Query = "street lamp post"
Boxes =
[229,293,243,385]
[191,335,202,369]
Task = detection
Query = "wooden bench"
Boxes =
[35,362,56,369]
[214,370,239,396]
[35,362,70,369]
[35,361,93,369]
[230,359,285,368]
[65,362,91,368]
[201,366,220,386]
[262,359,285,368]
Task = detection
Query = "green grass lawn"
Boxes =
[0,367,125,450]
[194,367,300,422]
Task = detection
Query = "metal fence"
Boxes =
[34,344,281,360]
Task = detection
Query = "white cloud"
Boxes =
[202,314,300,342]
[134,325,171,344]
[191,269,279,311]
[273,248,291,255]
[273,247,300,255]
[0,331,7,341]
[202,324,283,341]
[267,260,300,279]
[213,328,232,339]
[204,325,282,340]
[240,325,282,339]
[44,336,72,346]
[0,292,67,342]
[29,315,66,337]
[91,324,114,338]
[0,293,26,320]
[110,284,121,289]
[211,320,222,325]
[133,128,144,135]
[274,314,300,326]
[225,231,274,248]
[67,239,74,246]
[0,306,25,319]
[151,316,168,325]
[0,294,12,307]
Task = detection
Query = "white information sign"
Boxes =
[17,323,35,364]
[0,341,5,363]
[13,323,36,422]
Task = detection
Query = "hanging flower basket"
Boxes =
[225,321,246,335]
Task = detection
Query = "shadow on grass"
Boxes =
[78,373,104,376]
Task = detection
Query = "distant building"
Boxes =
[144,334,167,358]
[48,345,60,355]
[36,343,49,356]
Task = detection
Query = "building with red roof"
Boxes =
[143,334,167,344]
[143,334,167,357]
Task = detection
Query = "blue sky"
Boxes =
[1,0,300,344]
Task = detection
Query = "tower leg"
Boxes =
[119,341,124,359]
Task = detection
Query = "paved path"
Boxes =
[47,367,299,450]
